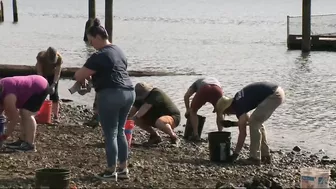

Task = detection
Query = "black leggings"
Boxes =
[46,75,59,102]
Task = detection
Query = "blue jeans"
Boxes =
[97,88,135,168]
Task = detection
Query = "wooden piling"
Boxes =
[83,0,96,42]
[0,1,4,22]
[302,0,311,52]
[12,0,18,22]
[88,0,96,19]
[105,0,113,43]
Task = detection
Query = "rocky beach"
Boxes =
[0,102,336,189]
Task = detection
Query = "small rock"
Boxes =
[268,170,281,177]
[310,154,318,159]
[292,146,301,152]
[215,181,235,189]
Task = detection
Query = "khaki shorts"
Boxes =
[135,115,178,129]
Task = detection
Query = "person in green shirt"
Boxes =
[129,82,181,145]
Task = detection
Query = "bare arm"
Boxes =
[53,65,62,85]
[184,88,195,110]
[136,103,152,118]
[36,62,43,75]
[128,106,138,119]
[216,111,225,131]
[74,67,95,83]
[234,113,249,154]
[3,94,20,138]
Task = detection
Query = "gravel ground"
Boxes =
[0,102,335,189]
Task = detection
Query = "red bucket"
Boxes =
[124,120,135,148]
[35,100,52,124]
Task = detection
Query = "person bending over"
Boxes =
[36,47,63,123]
[184,77,224,141]
[216,82,285,165]
[129,82,181,145]
[0,75,49,152]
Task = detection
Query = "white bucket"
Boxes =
[300,168,330,189]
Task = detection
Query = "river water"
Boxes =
[1,0,336,156]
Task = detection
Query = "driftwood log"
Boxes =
[0,64,200,78]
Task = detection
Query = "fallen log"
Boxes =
[0,64,200,78]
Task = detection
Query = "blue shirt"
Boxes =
[84,45,134,92]
[231,82,278,118]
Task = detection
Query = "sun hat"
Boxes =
[135,82,154,100]
[215,96,234,114]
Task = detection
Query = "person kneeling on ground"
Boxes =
[129,82,180,145]
[216,82,285,165]
[0,75,49,152]
[35,47,63,123]
[184,77,224,141]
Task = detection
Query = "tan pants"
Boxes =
[249,87,285,159]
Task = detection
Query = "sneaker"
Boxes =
[188,135,201,142]
[261,156,272,164]
[95,170,117,181]
[238,157,261,166]
[53,116,60,124]
[170,136,180,147]
[14,142,36,152]
[84,115,100,128]
[117,168,129,180]
[5,139,24,149]
[143,134,162,146]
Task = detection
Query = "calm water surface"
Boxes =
[1,0,336,156]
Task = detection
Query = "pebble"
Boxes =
[1,104,335,188]
[292,146,301,152]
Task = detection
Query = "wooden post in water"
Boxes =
[89,0,96,19]
[12,0,18,22]
[0,1,4,22]
[105,0,113,43]
[84,0,96,42]
[301,0,311,52]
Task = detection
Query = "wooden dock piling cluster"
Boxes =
[287,0,336,51]
[84,0,113,43]
[301,0,311,52]
[0,0,18,23]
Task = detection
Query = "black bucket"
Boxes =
[35,168,70,189]
[183,115,206,139]
[208,131,231,162]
